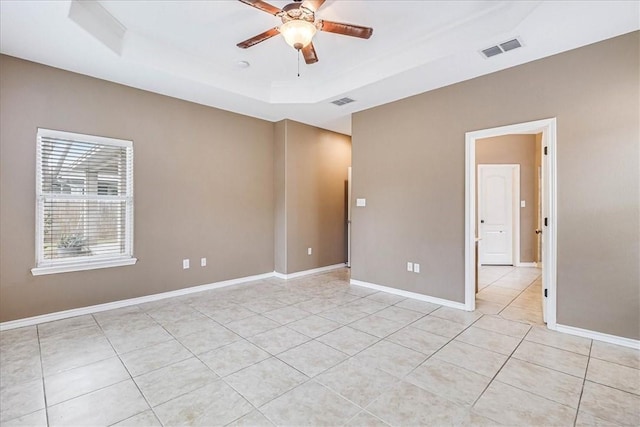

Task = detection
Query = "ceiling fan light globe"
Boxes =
[280,19,316,50]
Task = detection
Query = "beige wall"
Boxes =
[352,32,640,339]
[274,120,351,274]
[476,134,537,263]
[0,55,275,322]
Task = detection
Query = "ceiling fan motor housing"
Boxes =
[281,3,315,23]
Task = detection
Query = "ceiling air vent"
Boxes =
[480,37,523,59]
[331,97,355,106]
[481,46,503,58]
[500,38,522,52]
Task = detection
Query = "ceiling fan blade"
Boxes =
[302,42,319,64]
[318,20,373,39]
[237,27,280,49]
[237,0,283,16]
[301,0,326,12]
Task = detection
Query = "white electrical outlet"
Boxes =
[308,247,312,255]
[201,257,207,267]
[407,262,413,272]
[414,263,420,273]
[182,259,190,269]
[356,198,366,207]
[521,200,526,208]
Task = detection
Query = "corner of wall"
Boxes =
[273,120,287,274]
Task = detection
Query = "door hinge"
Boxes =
[544,146,548,155]
[544,289,548,298]
[544,217,548,227]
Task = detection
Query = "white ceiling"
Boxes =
[1,1,638,135]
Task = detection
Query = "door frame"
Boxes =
[464,118,557,330]
[347,166,352,267]
[477,164,520,267]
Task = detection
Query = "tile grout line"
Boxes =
[35,320,139,411]
[45,339,130,389]
[584,354,640,372]
[471,326,594,420]
[509,347,589,380]
[465,323,532,425]
[349,409,392,427]
[36,325,51,427]
[92,312,166,427]
[419,314,518,359]
[331,307,433,358]
[150,307,290,425]
[396,314,490,393]
[138,312,267,420]
[36,322,116,376]
[311,326,383,358]
[577,377,640,398]
[214,295,424,417]
[494,273,542,318]
[524,336,593,358]
[573,340,593,427]
[356,315,496,424]
[182,287,348,417]
[219,366,304,418]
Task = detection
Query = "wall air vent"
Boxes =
[480,37,524,59]
[331,97,355,106]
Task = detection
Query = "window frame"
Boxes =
[31,128,136,276]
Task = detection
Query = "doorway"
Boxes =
[465,118,557,329]
[477,266,544,324]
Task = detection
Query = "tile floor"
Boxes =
[476,265,544,325]
[1,268,639,426]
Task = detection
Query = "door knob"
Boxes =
[480,220,485,224]
[535,229,542,234]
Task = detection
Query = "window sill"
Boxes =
[31,257,137,276]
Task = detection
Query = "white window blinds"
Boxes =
[35,129,134,271]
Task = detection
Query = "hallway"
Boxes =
[476,266,543,325]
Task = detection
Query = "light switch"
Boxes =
[356,198,366,207]
[414,263,420,273]
[407,262,413,272]
[521,200,526,208]
[183,259,190,269]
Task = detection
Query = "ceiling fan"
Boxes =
[236,0,373,64]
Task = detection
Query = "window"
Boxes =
[32,128,136,275]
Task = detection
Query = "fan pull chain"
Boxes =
[297,49,301,77]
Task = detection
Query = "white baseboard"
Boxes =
[0,271,274,331]
[273,263,346,280]
[554,324,640,350]
[350,279,467,311]
[1,264,349,331]
[516,262,538,268]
